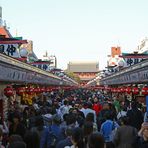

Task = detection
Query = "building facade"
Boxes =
[67,61,99,85]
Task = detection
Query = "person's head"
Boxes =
[87,102,92,109]
[102,102,109,110]
[66,113,76,126]
[94,97,98,103]
[71,127,84,148]
[88,132,105,148]
[142,122,148,140]
[13,113,21,124]
[121,105,127,112]
[64,100,68,105]
[9,134,23,144]
[52,114,62,125]
[24,129,40,148]
[85,113,94,122]
[8,142,26,148]
[83,122,93,137]
[72,108,78,115]
[120,116,130,125]
[104,112,112,120]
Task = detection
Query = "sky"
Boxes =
[1,0,148,70]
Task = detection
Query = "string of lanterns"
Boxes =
[88,85,148,95]
[3,85,78,97]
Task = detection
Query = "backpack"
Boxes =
[48,126,58,148]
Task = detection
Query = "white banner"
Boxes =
[0,44,20,58]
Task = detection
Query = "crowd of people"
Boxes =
[0,88,148,148]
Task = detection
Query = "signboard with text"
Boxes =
[0,44,20,58]
[30,62,52,71]
[120,53,148,66]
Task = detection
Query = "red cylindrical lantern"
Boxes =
[4,86,14,97]
[114,88,118,93]
[121,87,126,93]
[16,87,25,96]
[126,87,131,94]
[142,87,148,95]
[46,87,51,92]
[111,88,115,93]
[34,87,39,94]
[117,88,121,93]
[132,87,139,95]
[26,87,34,95]
[40,87,45,93]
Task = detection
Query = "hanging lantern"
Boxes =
[117,88,121,93]
[40,87,45,93]
[26,87,34,95]
[132,87,139,95]
[111,88,115,93]
[46,87,51,92]
[126,87,131,94]
[4,86,14,97]
[114,88,118,93]
[120,87,124,93]
[16,87,25,96]
[121,87,126,93]
[142,87,148,95]
[34,87,39,94]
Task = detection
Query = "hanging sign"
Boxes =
[0,44,20,57]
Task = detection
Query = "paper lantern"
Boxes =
[26,87,34,95]
[4,86,14,97]
[142,87,148,95]
[132,87,139,95]
[16,87,25,95]
[126,87,131,94]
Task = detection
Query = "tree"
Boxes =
[65,71,81,83]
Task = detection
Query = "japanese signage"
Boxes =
[124,57,145,66]
[0,44,20,57]
[121,54,148,67]
[30,62,50,71]
[100,69,148,85]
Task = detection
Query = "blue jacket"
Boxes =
[40,124,62,148]
[100,120,119,142]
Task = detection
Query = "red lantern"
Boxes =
[117,88,121,93]
[120,87,124,93]
[111,88,115,93]
[34,88,39,94]
[26,87,34,95]
[4,86,14,97]
[40,87,45,93]
[132,87,139,95]
[121,87,126,93]
[126,87,131,94]
[142,87,148,95]
[46,87,51,92]
[114,88,118,93]
[16,87,25,96]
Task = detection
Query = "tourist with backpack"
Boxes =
[40,114,63,148]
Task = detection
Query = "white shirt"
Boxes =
[117,111,127,119]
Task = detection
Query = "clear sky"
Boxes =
[1,0,148,70]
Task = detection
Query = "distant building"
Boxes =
[67,61,99,85]
[111,46,121,57]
